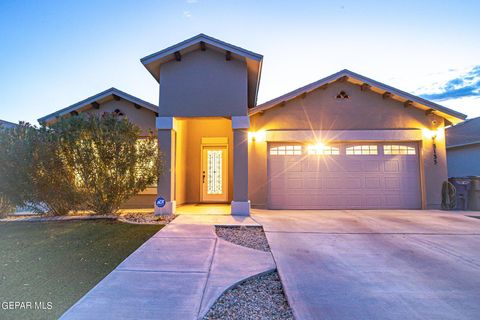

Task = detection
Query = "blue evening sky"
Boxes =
[1,0,479,124]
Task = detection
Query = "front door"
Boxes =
[201,145,228,202]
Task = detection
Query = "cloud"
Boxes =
[419,65,480,101]
[183,10,192,18]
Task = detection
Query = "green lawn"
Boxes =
[0,220,162,320]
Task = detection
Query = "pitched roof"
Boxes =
[140,33,263,108]
[446,116,480,148]
[38,88,158,124]
[0,119,17,128]
[250,69,467,124]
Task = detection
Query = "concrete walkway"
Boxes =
[253,210,480,320]
[61,222,275,320]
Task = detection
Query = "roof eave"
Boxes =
[38,88,158,124]
[140,34,263,85]
[250,69,467,122]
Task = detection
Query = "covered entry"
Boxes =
[268,142,421,209]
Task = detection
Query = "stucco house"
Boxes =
[0,119,17,129]
[446,116,480,177]
[39,34,467,215]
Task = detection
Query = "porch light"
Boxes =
[422,128,444,140]
[248,131,266,142]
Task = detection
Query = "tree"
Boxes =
[0,123,80,215]
[52,114,161,214]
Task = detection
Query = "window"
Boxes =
[270,145,302,155]
[307,145,340,155]
[346,145,378,155]
[384,145,416,155]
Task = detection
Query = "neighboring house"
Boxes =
[39,34,467,215]
[0,119,17,129]
[446,116,480,177]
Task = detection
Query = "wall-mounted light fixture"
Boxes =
[248,131,266,143]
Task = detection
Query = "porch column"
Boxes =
[231,116,250,215]
[155,117,176,215]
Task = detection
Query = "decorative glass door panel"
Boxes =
[207,150,223,194]
[202,146,228,202]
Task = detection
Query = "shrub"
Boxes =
[52,114,162,215]
[0,123,80,215]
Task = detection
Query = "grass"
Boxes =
[0,220,162,320]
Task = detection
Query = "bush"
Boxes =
[52,114,161,215]
[0,123,80,215]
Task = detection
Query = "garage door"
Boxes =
[268,142,421,209]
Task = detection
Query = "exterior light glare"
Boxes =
[248,131,266,142]
[422,128,444,140]
[309,142,325,152]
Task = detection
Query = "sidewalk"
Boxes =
[60,221,275,320]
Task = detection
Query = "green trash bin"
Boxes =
[468,176,480,211]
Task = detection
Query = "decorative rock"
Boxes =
[216,226,271,252]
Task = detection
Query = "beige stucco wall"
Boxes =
[84,99,156,135]
[122,195,156,209]
[249,81,448,209]
[173,118,233,204]
[158,50,248,117]
[175,119,188,205]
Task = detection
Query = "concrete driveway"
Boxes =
[252,210,480,320]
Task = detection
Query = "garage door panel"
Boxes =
[384,160,400,172]
[286,179,303,189]
[362,160,382,172]
[304,178,323,189]
[364,177,382,189]
[365,195,383,207]
[326,177,363,189]
[384,177,401,190]
[268,142,421,209]
[339,161,362,172]
[285,162,302,172]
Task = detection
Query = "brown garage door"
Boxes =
[267,142,421,209]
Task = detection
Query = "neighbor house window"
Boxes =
[307,145,340,155]
[346,145,378,155]
[384,145,416,155]
[270,145,302,155]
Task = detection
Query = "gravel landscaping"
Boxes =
[1,212,177,225]
[119,212,177,224]
[207,226,293,319]
[215,226,270,252]
[203,271,293,320]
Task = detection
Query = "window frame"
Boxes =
[383,144,416,155]
[269,145,302,156]
[346,145,378,155]
[307,145,340,155]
